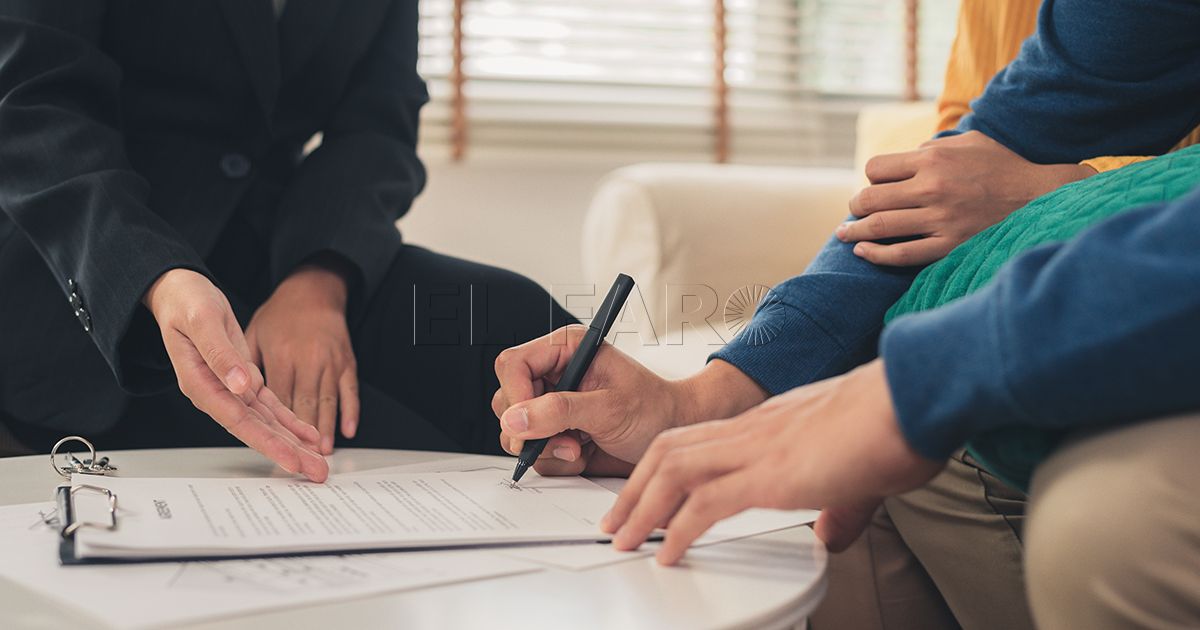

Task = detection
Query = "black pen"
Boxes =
[510,273,636,485]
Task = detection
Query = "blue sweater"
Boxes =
[711,0,1200,458]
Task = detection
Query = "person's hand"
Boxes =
[492,325,681,477]
[144,269,328,481]
[838,130,1096,266]
[492,325,766,477]
[245,263,358,455]
[601,360,944,565]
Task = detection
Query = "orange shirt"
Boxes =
[935,0,1198,172]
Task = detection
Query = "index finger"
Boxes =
[494,325,587,408]
[248,389,329,481]
[655,469,758,565]
[612,438,750,552]
[602,420,737,533]
[862,150,920,185]
[164,331,327,482]
[848,180,924,218]
[255,371,320,448]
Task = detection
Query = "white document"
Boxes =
[72,469,616,560]
[340,455,510,476]
[497,507,820,570]
[0,502,537,629]
[341,463,821,571]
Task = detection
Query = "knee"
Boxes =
[1025,419,1200,629]
[1024,469,1127,627]
[482,268,575,335]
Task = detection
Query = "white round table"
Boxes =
[0,448,826,630]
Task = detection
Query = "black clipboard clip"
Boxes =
[55,484,119,565]
[51,435,119,565]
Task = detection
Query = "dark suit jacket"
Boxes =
[0,0,427,434]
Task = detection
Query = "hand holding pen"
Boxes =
[507,275,633,485]
[493,274,690,481]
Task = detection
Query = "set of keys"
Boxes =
[49,436,118,479]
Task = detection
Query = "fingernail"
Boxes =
[502,407,529,434]
[600,511,613,532]
[853,243,866,255]
[613,527,631,549]
[322,436,334,454]
[552,447,576,462]
[835,223,849,240]
[225,366,248,391]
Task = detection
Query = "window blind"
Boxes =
[417,0,958,164]
[799,0,955,98]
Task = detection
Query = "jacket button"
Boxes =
[66,278,91,333]
[219,153,251,178]
[76,307,92,333]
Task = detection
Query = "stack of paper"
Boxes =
[0,501,537,629]
[70,469,619,562]
[0,458,820,628]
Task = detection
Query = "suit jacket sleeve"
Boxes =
[0,1,209,393]
[270,0,428,307]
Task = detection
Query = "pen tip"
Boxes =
[511,462,529,486]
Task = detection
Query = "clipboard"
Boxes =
[56,484,119,566]
[49,435,124,566]
[49,436,659,566]
[54,481,648,566]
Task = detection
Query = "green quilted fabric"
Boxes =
[883,144,1200,491]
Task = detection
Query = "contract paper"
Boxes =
[0,502,536,629]
[347,462,821,571]
[497,507,820,570]
[72,469,616,560]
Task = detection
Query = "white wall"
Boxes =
[399,156,620,289]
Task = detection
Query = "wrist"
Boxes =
[670,359,769,427]
[143,268,201,317]
[279,264,349,311]
[1030,162,1096,199]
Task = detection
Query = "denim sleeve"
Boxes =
[882,187,1200,460]
[710,229,921,394]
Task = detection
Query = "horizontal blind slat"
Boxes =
[417,0,958,164]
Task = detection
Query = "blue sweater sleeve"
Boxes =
[882,187,1200,460]
[711,231,921,394]
[952,0,1200,162]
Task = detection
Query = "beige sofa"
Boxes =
[582,102,939,378]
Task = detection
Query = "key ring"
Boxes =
[50,436,117,479]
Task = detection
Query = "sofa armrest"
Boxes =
[581,163,857,375]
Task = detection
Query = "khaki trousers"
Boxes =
[1025,413,1200,629]
[811,449,1033,630]
[810,414,1200,630]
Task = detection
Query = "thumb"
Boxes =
[187,312,254,396]
[500,389,612,441]
[814,501,880,552]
